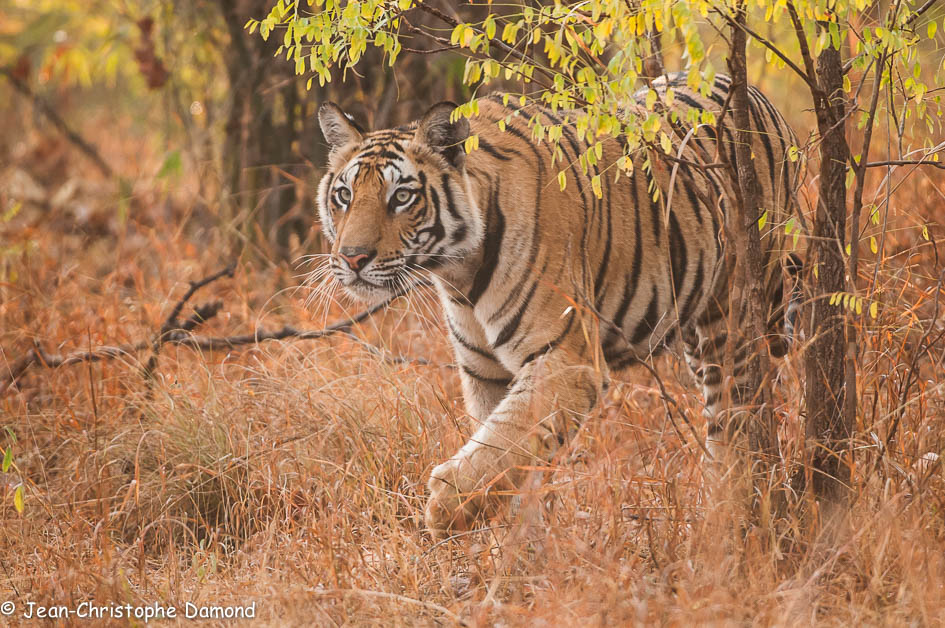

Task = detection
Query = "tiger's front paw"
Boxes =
[424,457,490,539]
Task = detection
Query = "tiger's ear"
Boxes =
[318,102,364,149]
[417,102,469,168]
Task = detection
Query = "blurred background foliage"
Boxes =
[2,0,941,264]
[0,0,473,265]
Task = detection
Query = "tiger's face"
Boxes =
[315,102,484,304]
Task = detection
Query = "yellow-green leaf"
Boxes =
[558,170,567,191]
[14,485,24,514]
[870,301,878,319]
[870,236,878,254]
[464,134,479,154]
[484,15,496,40]
[758,209,768,230]
[922,225,930,240]
[591,175,602,199]
[2,201,22,223]
[659,132,672,154]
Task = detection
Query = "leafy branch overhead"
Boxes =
[247,0,943,201]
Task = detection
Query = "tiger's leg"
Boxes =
[425,339,605,536]
[691,298,759,508]
[681,323,704,389]
[445,302,513,421]
[688,299,749,463]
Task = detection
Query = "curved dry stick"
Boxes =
[0,269,420,396]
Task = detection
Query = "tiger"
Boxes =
[314,71,799,537]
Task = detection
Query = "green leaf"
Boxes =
[157,151,182,179]
[645,89,657,110]
[2,447,11,473]
[484,15,496,40]
[929,21,938,40]
[757,209,768,230]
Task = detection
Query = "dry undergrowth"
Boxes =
[2,123,945,626]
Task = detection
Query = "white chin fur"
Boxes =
[342,281,394,304]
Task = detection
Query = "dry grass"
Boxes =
[2,100,945,627]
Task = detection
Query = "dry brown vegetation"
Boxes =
[3,49,945,628]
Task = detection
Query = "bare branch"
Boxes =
[905,0,940,26]
[714,6,820,96]
[0,66,114,178]
[863,159,945,169]
[0,269,426,396]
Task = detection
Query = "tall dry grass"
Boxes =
[2,91,945,626]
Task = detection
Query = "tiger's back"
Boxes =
[452,72,795,379]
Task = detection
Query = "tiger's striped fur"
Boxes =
[315,72,798,535]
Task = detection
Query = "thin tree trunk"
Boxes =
[726,2,777,491]
[218,0,309,260]
[805,32,851,502]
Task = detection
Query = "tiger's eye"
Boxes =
[394,189,412,204]
[338,187,352,203]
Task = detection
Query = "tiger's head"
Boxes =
[315,102,485,304]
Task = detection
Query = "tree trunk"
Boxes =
[805,32,851,502]
[218,0,311,260]
[726,3,777,499]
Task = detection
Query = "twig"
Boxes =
[905,0,940,26]
[713,5,820,97]
[863,159,945,169]
[0,270,426,396]
[785,1,823,101]
[0,66,114,178]
[143,265,236,381]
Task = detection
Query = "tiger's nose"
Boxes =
[338,247,377,272]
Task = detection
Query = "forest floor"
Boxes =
[2,106,945,627]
